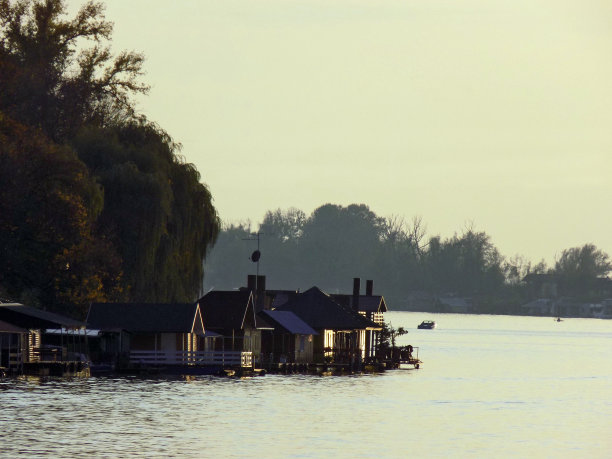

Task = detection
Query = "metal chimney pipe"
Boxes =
[352,278,360,311]
[247,275,257,291]
[366,280,373,296]
[256,275,266,311]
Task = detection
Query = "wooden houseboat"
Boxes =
[0,319,28,376]
[0,303,88,376]
[331,278,387,361]
[196,290,258,368]
[274,287,381,366]
[87,302,252,374]
[257,309,318,366]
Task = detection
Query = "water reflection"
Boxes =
[1,313,611,458]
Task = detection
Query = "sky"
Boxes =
[67,0,612,265]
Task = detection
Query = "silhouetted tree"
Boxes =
[72,123,219,302]
[0,0,147,141]
[257,208,305,288]
[203,222,253,291]
[0,1,220,315]
[298,204,385,291]
[553,244,611,298]
[0,114,123,316]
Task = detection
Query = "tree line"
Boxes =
[204,204,611,312]
[0,1,220,318]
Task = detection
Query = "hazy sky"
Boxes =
[68,0,612,264]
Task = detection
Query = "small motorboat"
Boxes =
[417,320,436,329]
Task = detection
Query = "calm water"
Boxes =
[1,312,611,458]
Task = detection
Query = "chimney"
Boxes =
[247,274,257,292]
[366,280,373,296]
[352,277,360,311]
[256,275,266,311]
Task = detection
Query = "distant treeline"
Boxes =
[0,1,220,317]
[204,204,611,312]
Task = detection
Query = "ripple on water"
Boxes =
[2,313,611,458]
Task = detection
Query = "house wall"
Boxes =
[161,333,176,352]
[0,332,24,369]
[359,330,366,360]
[28,330,41,362]
[243,327,261,353]
[130,333,155,350]
[311,330,336,363]
[294,334,313,363]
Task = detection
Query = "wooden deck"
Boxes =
[129,350,253,368]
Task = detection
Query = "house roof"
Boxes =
[275,287,380,331]
[330,294,388,313]
[0,319,28,334]
[259,310,318,335]
[269,290,300,309]
[0,303,84,329]
[359,295,387,313]
[197,290,255,332]
[254,313,275,330]
[87,303,203,333]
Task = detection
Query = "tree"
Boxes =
[421,227,505,297]
[259,208,306,242]
[298,204,385,291]
[0,113,123,316]
[554,244,611,298]
[0,0,147,141]
[72,122,220,303]
[1,1,220,313]
[203,222,254,291]
[257,208,306,288]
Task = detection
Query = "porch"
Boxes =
[129,350,253,368]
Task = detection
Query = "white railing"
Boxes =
[129,350,253,367]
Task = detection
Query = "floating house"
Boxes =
[274,286,381,364]
[0,319,28,375]
[196,290,257,367]
[330,278,387,360]
[0,303,88,376]
[257,309,318,364]
[87,302,252,373]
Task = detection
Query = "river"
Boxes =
[1,312,610,458]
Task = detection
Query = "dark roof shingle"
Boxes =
[275,287,379,331]
[260,310,318,335]
[87,303,200,333]
[197,291,255,331]
[0,304,84,329]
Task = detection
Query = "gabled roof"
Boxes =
[0,303,84,329]
[0,319,28,334]
[259,310,318,335]
[87,303,203,333]
[359,295,387,313]
[330,294,388,313]
[268,290,300,309]
[275,287,380,331]
[197,290,255,332]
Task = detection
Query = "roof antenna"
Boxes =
[243,231,263,289]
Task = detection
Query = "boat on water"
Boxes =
[417,320,436,329]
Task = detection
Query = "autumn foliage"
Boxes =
[0,1,219,317]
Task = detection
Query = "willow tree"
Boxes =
[72,123,220,303]
[0,113,123,317]
[1,1,220,310]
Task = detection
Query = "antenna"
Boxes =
[243,231,264,288]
